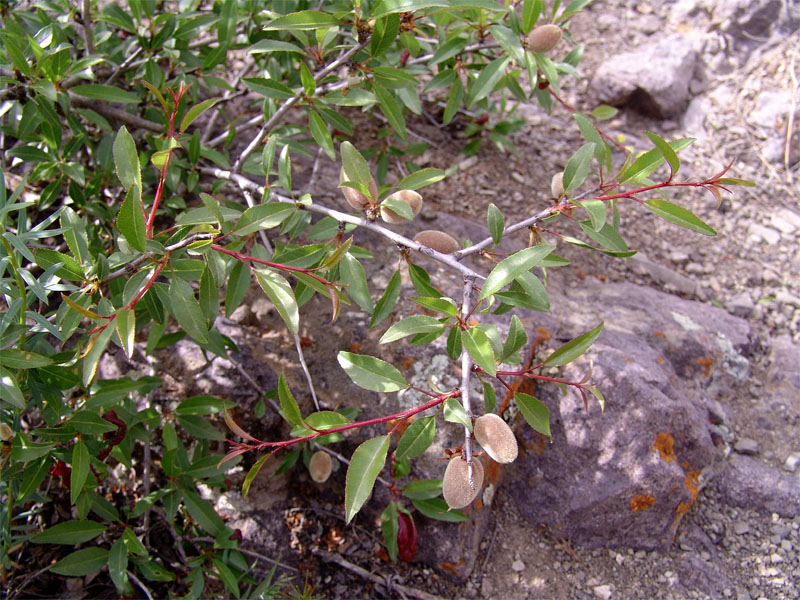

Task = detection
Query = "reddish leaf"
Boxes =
[397,511,418,562]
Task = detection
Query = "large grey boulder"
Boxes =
[508,281,753,550]
[590,35,699,118]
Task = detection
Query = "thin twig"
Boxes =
[69,93,162,132]
[105,233,211,282]
[784,39,798,182]
[239,182,274,253]
[294,334,319,411]
[460,275,477,487]
[312,548,446,600]
[197,167,484,281]
[128,570,155,600]
[103,46,143,86]
[8,565,50,600]
[202,58,255,144]
[80,0,93,54]
[232,41,369,173]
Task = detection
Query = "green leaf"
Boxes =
[339,253,373,314]
[442,75,464,126]
[645,199,716,236]
[412,296,458,317]
[500,315,527,363]
[168,278,210,344]
[446,327,462,360]
[487,203,504,245]
[72,84,140,104]
[585,385,605,412]
[443,398,472,431]
[590,104,618,120]
[69,410,117,435]
[18,456,50,501]
[0,367,25,409]
[466,56,510,107]
[31,521,106,545]
[401,479,442,500]
[462,327,496,377]
[0,349,53,369]
[337,352,408,392]
[544,322,603,367]
[49,548,109,576]
[373,84,406,140]
[115,308,136,359]
[397,168,446,190]
[262,10,340,31]
[371,0,449,18]
[177,415,224,441]
[562,142,595,193]
[33,248,84,281]
[82,324,116,386]
[395,416,436,461]
[117,186,147,253]
[479,244,555,299]
[242,77,295,100]
[180,98,220,134]
[380,315,444,344]
[224,260,250,318]
[248,39,304,54]
[644,131,680,175]
[340,141,371,190]
[522,0,543,31]
[213,558,241,598]
[113,126,141,192]
[278,145,292,192]
[122,527,148,555]
[578,199,607,232]
[618,138,694,183]
[411,498,468,522]
[278,373,303,427]
[109,539,128,593]
[515,392,550,437]
[482,381,496,412]
[371,14,401,56]
[370,270,402,327]
[345,435,390,523]
[308,110,335,161]
[182,490,226,536]
[242,453,272,498]
[71,440,90,505]
[381,502,399,561]
[380,195,414,220]
[231,202,295,236]
[579,221,629,253]
[255,269,299,334]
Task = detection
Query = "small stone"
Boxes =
[511,559,525,572]
[747,223,781,245]
[734,521,750,535]
[775,290,800,307]
[734,438,759,456]
[669,251,690,264]
[771,553,784,564]
[771,210,799,234]
[593,584,613,600]
[728,293,755,318]
[458,156,479,171]
[784,452,800,473]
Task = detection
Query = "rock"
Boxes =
[784,453,800,473]
[749,91,796,129]
[511,559,525,572]
[733,438,759,456]
[629,252,700,296]
[746,223,781,245]
[727,292,755,318]
[593,584,613,600]
[509,281,753,550]
[717,455,800,517]
[733,521,750,535]
[590,35,698,118]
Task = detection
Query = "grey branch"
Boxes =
[460,275,477,488]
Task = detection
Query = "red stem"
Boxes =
[211,244,335,288]
[236,390,460,451]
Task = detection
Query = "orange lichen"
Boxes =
[653,432,676,462]
[697,356,713,376]
[484,457,503,487]
[349,342,362,353]
[402,356,415,369]
[440,560,464,575]
[630,494,657,512]
[653,329,665,339]
[299,336,314,348]
[684,469,700,501]
[657,356,665,365]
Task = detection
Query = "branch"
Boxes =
[232,41,369,173]
[69,93,162,132]
[460,276,477,488]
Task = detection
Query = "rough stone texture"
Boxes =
[590,35,699,118]
[508,281,754,550]
[716,454,800,517]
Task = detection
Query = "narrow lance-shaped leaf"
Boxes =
[31,521,107,545]
[337,352,408,392]
[644,130,680,176]
[113,126,141,192]
[443,398,472,431]
[462,327,497,377]
[544,322,603,367]
[397,168,446,190]
[71,440,90,505]
[645,199,716,236]
[255,269,299,334]
[49,548,109,577]
[487,203,504,245]
[277,373,303,427]
[168,278,210,344]
[380,315,444,344]
[381,502,400,561]
[515,392,550,438]
[370,269,401,328]
[338,253,373,314]
[479,244,555,300]
[345,435,390,523]
[562,142,595,193]
[395,416,436,461]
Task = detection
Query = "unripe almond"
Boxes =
[380,190,423,224]
[0,423,12,442]
[442,456,484,509]
[308,450,333,483]
[474,414,518,464]
[413,230,459,254]
[527,24,562,53]
[339,168,378,210]
[551,171,565,197]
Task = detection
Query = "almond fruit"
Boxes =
[527,24,562,53]
[340,167,377,210]
[0,423,12,442]
[442,456,484,509]
[413,230,459,254]
[308,450,333,483]
[474,413,518,464]
[551,171,565,197]
[379,190,423,224]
